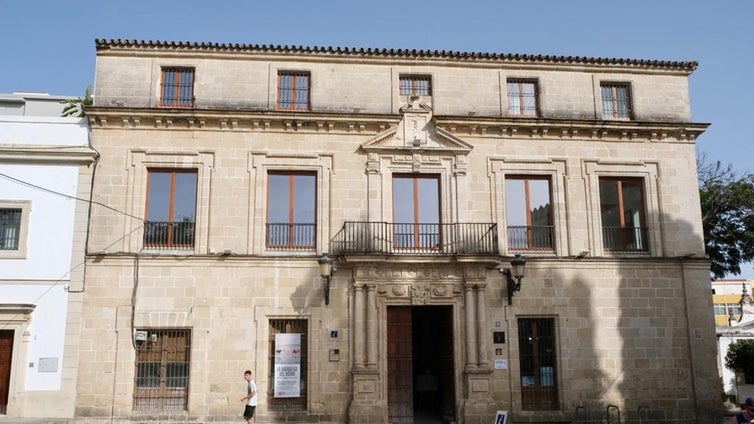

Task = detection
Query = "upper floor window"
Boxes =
[160,67,195,108]
[277,71,310,111]
[133,329,191,412]
[505,176,554,251]
[518,318,559,410]
[144,169,197,250]
[393,174,440,251]
[267,172,316,250]
[0,201,30,258]
[599,177,647,253]
[507,79,539,117]
[601,82,632,120]
[399,75,432,96]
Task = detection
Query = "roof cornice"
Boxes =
[94,39,699,74]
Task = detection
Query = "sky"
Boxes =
[2,0,753,276]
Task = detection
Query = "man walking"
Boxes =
[241,370,257,424]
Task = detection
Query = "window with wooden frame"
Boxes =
[266,172,316,250]
[160,67,195,108]
[277,71,311,111]
[600,82,632,120]
[399,74,432,96]
[505,176,554,251]
[144,169,198,250]
[518,318,558,410]
[392,174,441,251]
[599,177,647,253]
[0,201,31,259]
[133,329,191,412]
[507,79,539,117]
[268,319,308,411]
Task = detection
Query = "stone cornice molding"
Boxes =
[87,107,399,135]
[433,116,709,144]
[0,145,98,164]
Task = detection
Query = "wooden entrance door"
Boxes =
[387,306,413,423]
[0,330,13,414]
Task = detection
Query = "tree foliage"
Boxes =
[61,85,93,117]
[725,339,754,382]
[699,155,754,279]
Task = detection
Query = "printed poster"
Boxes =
[274,333,301,398]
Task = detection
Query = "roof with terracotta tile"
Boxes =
[95,39,698,72]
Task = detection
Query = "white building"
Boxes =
[0,92,96,417]
[716,279,754,403]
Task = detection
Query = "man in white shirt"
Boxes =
[241,370,257,424]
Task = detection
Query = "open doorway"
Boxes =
[388,305,455,424]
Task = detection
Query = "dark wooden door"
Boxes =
[387,306,413,423]
[0,330,13,414]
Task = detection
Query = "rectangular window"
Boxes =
[267,172,316,250]
[133,329,191,412]
[507,79,539,117]
[160,67,195,108]
[518,318,558,410]
[392,174,440,251]
[144,169,197,250]
[268,319,308,411]
[277,71,310,111]
[0,201,30,258]
[599,177,647,252]
[713,304,728,316]
[0,208,22,251]
[399,75,432,96]
[505,177,554,251]
[601,82,632,120]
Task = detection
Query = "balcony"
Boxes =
[331,222,498,256]
[266,223,316,251]
[602,226,648,253]
[143,221,195,250]
[507,225,555,253]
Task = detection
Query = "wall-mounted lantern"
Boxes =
[318,254,335,305]
[502,254,526,305]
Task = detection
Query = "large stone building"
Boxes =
[78,39,719,423]
[0,92,95,417]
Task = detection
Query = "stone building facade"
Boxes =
[78,39,719,423]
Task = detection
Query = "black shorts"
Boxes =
[243,405,256,419]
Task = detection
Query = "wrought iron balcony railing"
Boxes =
[507,225,555,252]
[602,226,648,253]
[266,223,316,251]
[143,221,195,250]
[331,221,498,256]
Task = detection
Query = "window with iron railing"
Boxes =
[268,319,308,411]
[277,71,310,111]
[505,176,554,252]
[599,177,647,253]
[507,79,539,117]
[267,172,316,250]
[393,174,440,250]
[601,82,632,120]
[518,318,558,410]
[133,329,191,412]
[144,169,197,250]
[160,67,195,108]
[0,208,22,250]
[399,75,432,96]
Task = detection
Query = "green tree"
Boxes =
[61,85,93,117]
[699,155,754,279]
[725,339,754,383]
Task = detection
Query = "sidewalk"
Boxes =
[0,419,71,424]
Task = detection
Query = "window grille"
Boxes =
[399,75,432,96]
[507,79,539,117]
[133,329,191,411]
[160,68,195,108]
[277,72,310,111]
[518,318,558,410]
[0,208,21,250]
[601,82,632,120]
[267,319,308,411]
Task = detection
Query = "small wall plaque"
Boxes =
[329,349,340,362]
[38,357,58,373]
[493,331,505,344]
